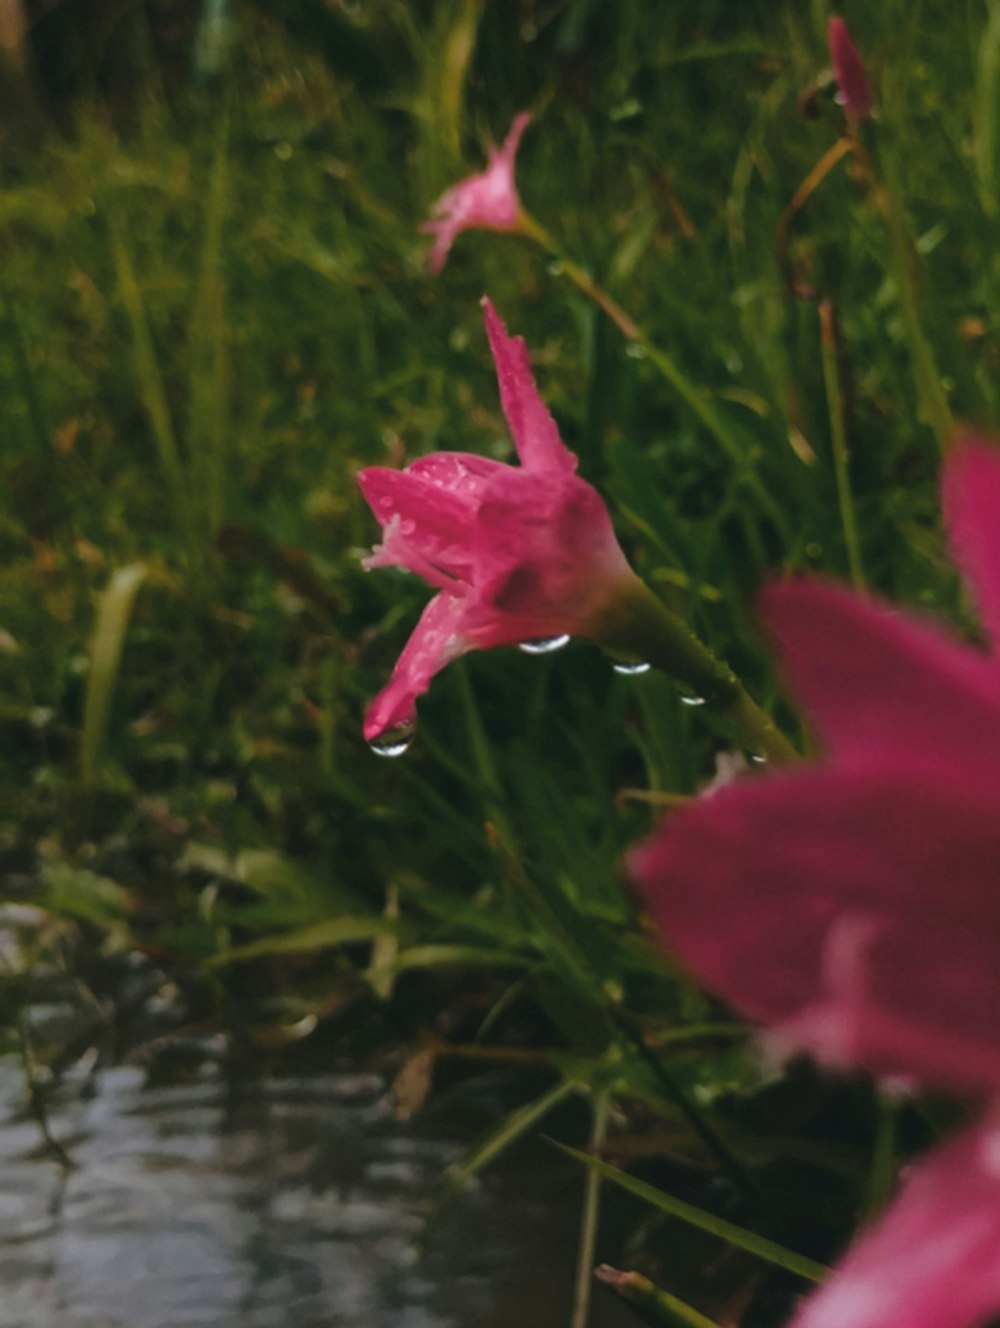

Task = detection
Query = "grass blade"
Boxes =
[552,1142,828,1284]
[81,563,147,787]
[594,1265,719,1328]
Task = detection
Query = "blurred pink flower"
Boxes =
[358,297,635,742]
[790,1122,1000,1328]
[421,113,532,273]
[828,16,873,119]
[631,435,1000,1328]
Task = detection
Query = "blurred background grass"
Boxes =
[0,1,995,1321]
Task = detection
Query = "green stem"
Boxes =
[571,1092,612,1328]
[518,214,788,536]
[818,300,865,589]
[595,578,799,765]
[595,1266,720,1328]
[870,141,953,452]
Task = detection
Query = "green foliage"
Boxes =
[0,3,993,1322]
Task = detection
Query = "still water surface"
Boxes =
[0,1062,634,1328]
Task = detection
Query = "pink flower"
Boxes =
[359,298,636,742]
[630,435,1000,1328]
[828,16,873,119]
[789,1123,1000,1328]
[421,113,532,274]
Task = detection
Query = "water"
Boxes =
[0,1062,635,1328]
[369,719,416,758]
[517,636,570,656]
[610,660,650,677]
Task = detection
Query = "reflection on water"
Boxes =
[0,1063,634,1328]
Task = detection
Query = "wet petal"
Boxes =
[358,466,478,583]
[406,451,507,500]
[828,16,873,118]
[761,578,1000,783]
[466,466,632,640]
[943,435,1000,652]
[481,297,576,474]
[363,594,468,741]
[631,766,1000,1095]
[791,1123,1000,1328]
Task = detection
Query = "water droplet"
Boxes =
[546,260,564,277]
[611,658,651,676]
[745,750,768,766]
[518,635,570,655]
[273,139,293,161]
[369,718,416,758]
[625,343,647,360]
[676,687,706,706]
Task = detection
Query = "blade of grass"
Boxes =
[208,916,394,965]
[105,210,198,560]
[552,1142,828,1284]
[571,1089,612,1328]
[594,1266,719,1328]
[187,111,231,543]
[81,563,147,787]
[976,0,1000,214]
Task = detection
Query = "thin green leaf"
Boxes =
[552,1143,828,1283]
[209,916,393,965]
[594,1265,719,1328]
[81,563,147,786]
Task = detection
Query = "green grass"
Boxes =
[0,2,994,1323]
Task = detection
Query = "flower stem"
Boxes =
[570,1091,611,1328]
[597,578,799,765]
[818,300,865,590]
[871,140,953,453]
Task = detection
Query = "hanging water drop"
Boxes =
[611,658,651,676]
[676,687,706,707]
[369,718,416,758]
[518,635,570,655]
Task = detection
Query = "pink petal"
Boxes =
[481,297,577,474]
[421,216,461,275]
[761,579,1000,783]
[406,451,507,499]
[495,111,532,167]
[630,766,1000,1095]
[464,466,633,642]
[363,594,468,741]
[828,16,873,118]
[943,435,1000,652]
[791,1123,1000,1328]
[358,466,478,584]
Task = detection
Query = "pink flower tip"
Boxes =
[828,16,873,119]
[422,113,532,273]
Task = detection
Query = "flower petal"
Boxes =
[358,465,479,584]
[631,766,1000,1094]
[761,578,1000,783]
[828,16,873,118]
[463,466,632,642]
[363,594,468,741]
[791,1123,1000,1328]
[943,435,1000,652]
[406,451,507,500]
[492,110,532,168]
[481,297,577,474]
